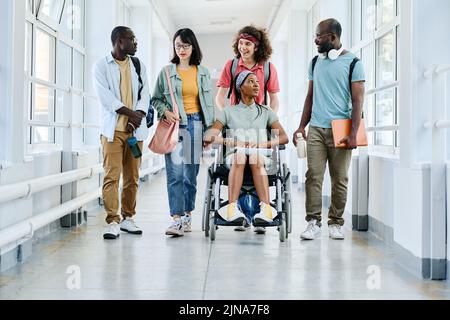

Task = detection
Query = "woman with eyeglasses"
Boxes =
[152,28,215,237]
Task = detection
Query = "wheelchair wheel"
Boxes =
[202,173,212,232]
[209,214,217,241]
[279,213,287,243]
[205,212,210,238]
[283,164,293,234]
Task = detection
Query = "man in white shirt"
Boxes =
[93,26,150,240]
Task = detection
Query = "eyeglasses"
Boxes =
[174,44,192,51]
[315,33,333,40]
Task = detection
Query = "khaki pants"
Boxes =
[101,131,143,224]
[305,126,352,227]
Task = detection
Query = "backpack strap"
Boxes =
[227,58,240,100]
[311,55,319,78]
[263,61,271,105]
[130,56,143,101]
[349,57,360,94]
[349,57,362,118]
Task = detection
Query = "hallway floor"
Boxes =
[1,166,450,300]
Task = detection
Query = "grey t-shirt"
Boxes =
[216,102,279,145]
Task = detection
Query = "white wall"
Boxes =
[196,33,235,81]
[85,0,119,96]
[130,5,153,86]
[447,164,450,265]
[412,0,450,164]
[0,0,33,232]
[151,37,171,83]
[394,165,429,258]
[317,0,350,48]
[369,157,396,229]
[393,0,450,263]
[0,2,10,164]
[0,0,26,165]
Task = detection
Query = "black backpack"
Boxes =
[130,56,154,129]
[227,58,271,105]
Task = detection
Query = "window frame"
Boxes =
[350,0,401,155]
[25,0,88,150]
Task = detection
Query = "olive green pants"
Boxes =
[305,126,352,227]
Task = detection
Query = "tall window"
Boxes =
[307,3,320,61]
[25,0,86,147]
[351,0,400,152]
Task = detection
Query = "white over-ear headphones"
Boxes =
[319,46,344,60]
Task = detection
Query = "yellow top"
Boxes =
[115,57,133,132]
[177,66,201,115]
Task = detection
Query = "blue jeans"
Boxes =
[165,113,203,216]
[239,191,261,222]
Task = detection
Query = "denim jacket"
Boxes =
[151,64,215,128]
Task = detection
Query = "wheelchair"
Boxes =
[201,139,293,243]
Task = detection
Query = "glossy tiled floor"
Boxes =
[1,166,450,300]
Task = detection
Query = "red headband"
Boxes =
[239,33,260,46]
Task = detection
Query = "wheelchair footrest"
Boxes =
[253,217,283,228]
[213,214,248,227]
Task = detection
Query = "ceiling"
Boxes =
[162,0,279,35]
[129,0,317,37]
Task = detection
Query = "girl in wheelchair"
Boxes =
[204,70,289,225]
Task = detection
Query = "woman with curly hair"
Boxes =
[215,25,280,113]
[215,25,282,234]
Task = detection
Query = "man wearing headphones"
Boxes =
[293,19,365,240]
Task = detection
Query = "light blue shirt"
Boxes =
[308,52,365,129]
[93,53,150,142]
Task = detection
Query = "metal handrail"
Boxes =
[0,153,155,204]
[366,81,400,96]
[435,64,450,75]
[0,162,165,249]
[366,125,400,132]
[28,121,100,129]
[435,120,450,129]
[424,64,450,78]
[28,121,71,128]
[423,64,450,130]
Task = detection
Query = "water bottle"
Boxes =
[297,133,307,159]
[127,136,142,159]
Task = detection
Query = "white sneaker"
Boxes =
[181,215,192,233]
[103,222,120,240]
[254,203,277,224]
[225,202,246,223]
[165,219,184,237]
[329,225,345,240]
[120,217,143,235]
[300,220,321,240]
